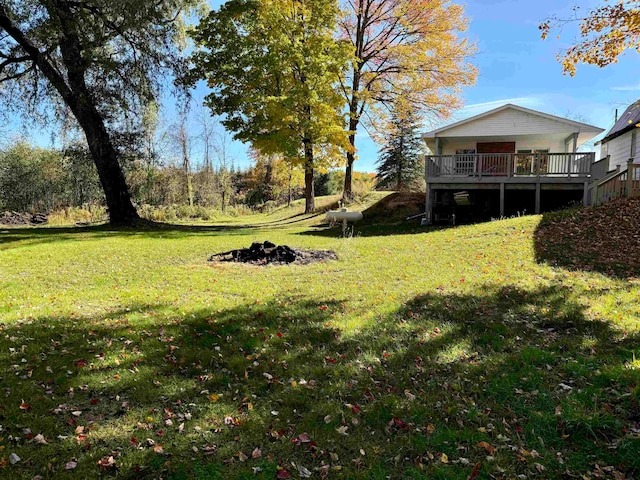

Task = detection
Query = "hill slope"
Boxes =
[536,198,640,277]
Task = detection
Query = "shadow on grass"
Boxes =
[1,285,639,479]
[0,211,331,251]
[299,222,439,239]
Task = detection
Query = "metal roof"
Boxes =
[602,100,640,144]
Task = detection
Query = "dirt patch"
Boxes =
[0,211,48,226]
[209,241,337,265]
[535,197,640,277]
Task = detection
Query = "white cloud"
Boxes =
[461,97,542,111]
[611,83,640,92]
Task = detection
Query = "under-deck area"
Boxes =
[428,185,585,224]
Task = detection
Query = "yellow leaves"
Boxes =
[208,393,221,402]
[542,3,640,75]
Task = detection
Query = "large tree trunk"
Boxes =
[343,131,356,202]
[74,107,140,224]
[303,139,315,214]
[264,156,274,202]
[343,71,361,202]
[0,3,139,225]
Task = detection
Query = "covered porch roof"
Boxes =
[423,104,603,152]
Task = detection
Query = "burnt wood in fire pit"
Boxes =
[208,241,337,265]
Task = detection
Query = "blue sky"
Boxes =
[8,0,640,173]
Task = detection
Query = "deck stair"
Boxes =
[593,160,640,206]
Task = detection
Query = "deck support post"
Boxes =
[425,184,434,224]
[499,183,505,218]
[535,183,541,214]
[583,181,589,206]
[627,159,634,198]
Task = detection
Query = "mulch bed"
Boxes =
[535,197,640,277]
[208,241,338,265]
[0,211,48,226]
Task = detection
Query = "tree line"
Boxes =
[0,139,379,217]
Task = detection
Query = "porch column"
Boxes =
[499,183,505,218]
[535,183,541,214]
[572,132,578,153]
[435,137,442,155]
[583,181,589,206]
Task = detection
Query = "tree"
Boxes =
[212,129,235,212]
[168,111,195,207]
[540,2,640,76]
[0,140,66,212]
[189,0,352,213]
[376,109,424,191]
[0,0,204,224]
[338,0,476,200]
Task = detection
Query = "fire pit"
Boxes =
[208,241,337,265]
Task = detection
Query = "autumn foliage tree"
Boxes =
[338,0,476,200]
[189,0,352,213]
[540,2,640,76]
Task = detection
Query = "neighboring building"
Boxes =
[599,100,640,172]
[422,104,605,223]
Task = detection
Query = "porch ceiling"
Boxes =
[424,133,594,151]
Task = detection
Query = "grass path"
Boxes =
[0,198,639,479]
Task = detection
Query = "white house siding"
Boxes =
[439,136,567,155]
[441,109,580,138]
[604,131,636,171]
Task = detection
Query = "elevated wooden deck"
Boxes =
[426,152,598,183]
[424,152,605,221]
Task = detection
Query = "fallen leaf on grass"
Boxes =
[296,463,312,478]
[477,441,496,455]
[468,462,481,480]
[97,456,116,470]
[64,461,77,470]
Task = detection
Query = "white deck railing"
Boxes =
[425,152,596,179]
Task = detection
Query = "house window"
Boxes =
[631,130,637,159]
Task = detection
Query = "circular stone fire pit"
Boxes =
[208,241,337,265]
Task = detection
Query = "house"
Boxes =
[592,100,640,205]
[599,100,640,172]
[422,104,605,223]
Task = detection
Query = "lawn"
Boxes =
[1,195,639,479]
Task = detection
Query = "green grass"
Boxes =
[1,195,639,479]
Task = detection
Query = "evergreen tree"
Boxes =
[376,110,424,191]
